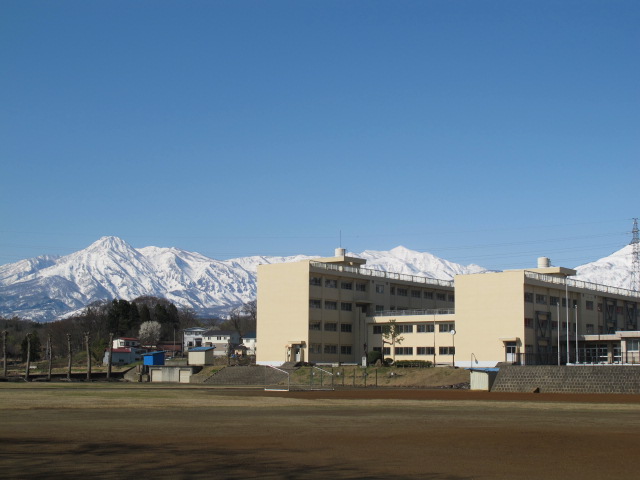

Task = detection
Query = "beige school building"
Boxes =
[257,248,640,368]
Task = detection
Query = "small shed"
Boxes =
[143,351,166,366]
[469,368,500,391]
[188,346,215,365]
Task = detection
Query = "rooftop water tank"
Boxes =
[335,247,346,257]
[537,257,551,268]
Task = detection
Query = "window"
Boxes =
[383,347,391,355]
[424,291,433,299]
[375,305,384,312]
[524,292,533,303]
[397,324,413,334]
[551,321,558,330]
[340,323,352,333]
[376,284,385,294]
[341,302,352,311]
[411,290,421,298]
[436,293,446,301]
[324,279,337,288]
[325,301,337,310]
[310,343,321,354]
[585,324,594,334]
[341,281,353,290]
[417,324,435,333]
[627,339,640,352]
[536,294,547,305]
[356,283,367,292]
[562,298,567,307]
[324,323,337,332]
[417,347,435,355]
[310,322,321,331]
[310,276,322,286]
[439,323,455,332]
[390,286,396,295]
[524,318,533,328]
[439,346,455,355]
[323,344,337,354]
[395,347,413,355]
[586,301,594,310]
[397,288,408,297]
[448,295,455,302]
[310,299,321,309]
[550,296,560,306]
[372,325,382,334]
[341,345,352,355]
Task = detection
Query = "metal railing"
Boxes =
[310,261,454,288]
[524,271,640,298]
[371,308,455,317]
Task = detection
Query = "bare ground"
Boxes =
[1,384,639,479]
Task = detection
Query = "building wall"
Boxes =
[455,271,526,367]
[368,313,456,365]
[257,261,312,365]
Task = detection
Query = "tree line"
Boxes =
[1,296,256,365]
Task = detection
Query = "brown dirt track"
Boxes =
[1,385,639,479]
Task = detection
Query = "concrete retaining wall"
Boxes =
[491,365,640,394]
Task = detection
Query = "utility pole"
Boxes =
[85,332,91,381]
[630,218,639,291]
[107,333,114,380]
[47,335,52,381]
[67,333,72,380]
[25,333,32,381]
[2,330,7,378]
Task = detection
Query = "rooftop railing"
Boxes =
[371,308,455,317]
[524,271,640,299]
[309,261,454,288]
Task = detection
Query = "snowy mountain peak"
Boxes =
[0,238,635,322]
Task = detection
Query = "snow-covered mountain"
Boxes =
[0,237,635,322]
[574,244,635,289]
[0,237,489,322]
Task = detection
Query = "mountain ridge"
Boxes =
[0,236,635,322]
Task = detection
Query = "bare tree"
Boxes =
[382,320,404,363]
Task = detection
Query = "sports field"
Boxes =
[1,384,639,479]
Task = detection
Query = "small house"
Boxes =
[188,346,215,365]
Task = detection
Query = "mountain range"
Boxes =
[0,236,635,322]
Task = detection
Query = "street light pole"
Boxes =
[450,329,456,367]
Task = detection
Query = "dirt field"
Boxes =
[1,384,639,479]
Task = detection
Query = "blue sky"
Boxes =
[1,0,638,271]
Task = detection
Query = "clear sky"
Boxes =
[1,0,638,271]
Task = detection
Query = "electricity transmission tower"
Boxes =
[631,218,639,291]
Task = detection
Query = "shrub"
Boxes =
[384,357,394,366]
[367,350,382,365]
[394,360,433,368]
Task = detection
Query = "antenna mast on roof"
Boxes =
[631,218,639,291]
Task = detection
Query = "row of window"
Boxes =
[372,323,455,334]
[310,277,454,301]
[310,322,353,332]
[310,277,367,291]
[373,346,455,355]
[310,300,353,311]
[309,343,352,355]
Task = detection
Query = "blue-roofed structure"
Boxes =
[143,351,165,366]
